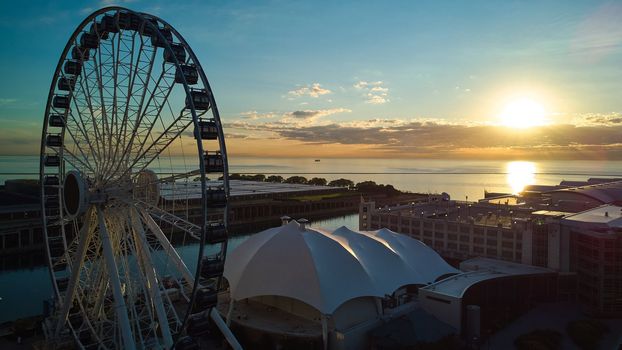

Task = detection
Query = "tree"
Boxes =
[355,181,379,192]
[284,176,308,184]
[328,178,354,189]
[266,175,284,183]
[229,173,244,180]
[308,177,327,186]
[249,174,266,182]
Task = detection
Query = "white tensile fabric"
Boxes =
[224,221,459,314]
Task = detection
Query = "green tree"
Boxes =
[284,176,308,184]
[266,175,284,183]
[328,178,354,189]
[308,177,327,186]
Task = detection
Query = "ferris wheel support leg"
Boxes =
[97,205,137,350]
[130,208,174,348]
[210,308,243,350]
[54,207,94,338]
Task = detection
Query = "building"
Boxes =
[0,179,361,255]
[221,220,460,349]
[561,205,622,317]
[359,178,622,318]
[419,258,557,334]
[0,180,44,255]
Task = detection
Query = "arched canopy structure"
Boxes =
[224,222,459,314]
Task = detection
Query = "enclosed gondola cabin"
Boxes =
[206,222,227,244]
[197,119,218,140]
[49,115,66,128]
[88,22,109,40]
[164,43,186,63]
[44,154,61,167]
[175,64,198,85]
[57,77,76,92]
[79,33,99,49]
[186,91,210,110]
[53,95,70,109]
[64,60,82,76]
[203,152,224,173]
[99,14,119,33]
[205,187,226,208]
[46,134,63,147]
[71,46,90,61]
[116,12,141,31]
[193,287,218,312]
[200,255,225,279]
[151,28,173,48]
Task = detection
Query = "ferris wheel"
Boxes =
[39,7,235,349]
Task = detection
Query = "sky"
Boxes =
[0,0,621,159]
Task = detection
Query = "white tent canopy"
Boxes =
[224,221,459,314]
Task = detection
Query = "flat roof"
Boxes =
[420,257,553,298]
[531,210,572,218]
[561,204,622,229]
[160,180,339,201]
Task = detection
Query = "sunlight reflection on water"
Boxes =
[506,161,536,194]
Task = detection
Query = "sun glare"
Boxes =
[507,161,536,194]
[499,97,547,129]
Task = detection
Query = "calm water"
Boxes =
[1,156,621,200]
[0,214,357,323]
[0,156,619,322]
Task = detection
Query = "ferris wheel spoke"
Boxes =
[59,71,101,171]
[136,199,201,240]
[77,56,108,177]
[129,208,174,347]
[96,206,136,350]
[130,111,195,179]
[127,63,177,155]
[62,123,97,174]
[138,207,196,286]
[54,208,94,337]
[62,146,97,174]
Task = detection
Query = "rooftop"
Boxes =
[420,257,554,298]
[159,180,341,201]
[561,204,622,229]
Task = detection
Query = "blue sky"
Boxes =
[1,0,621,158]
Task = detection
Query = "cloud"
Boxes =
[239,111,279,120]
[225,117,622,159]
[284,108,351,122]
[0,98,17,106]
[354,81,390,104]
[287,83,331,98]
[572,113,622,126]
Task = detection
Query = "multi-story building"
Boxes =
[562,205,622,317]
[360,178,622,317]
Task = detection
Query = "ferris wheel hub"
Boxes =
[63,170,88,219]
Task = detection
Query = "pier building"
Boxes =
[359,178,622,318]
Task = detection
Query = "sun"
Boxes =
[499,97,547,129]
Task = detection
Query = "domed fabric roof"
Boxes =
[224,221,459,314]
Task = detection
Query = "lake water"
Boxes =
[0,156,619,322]
[0,214,358,323]
[1,156,620,200]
